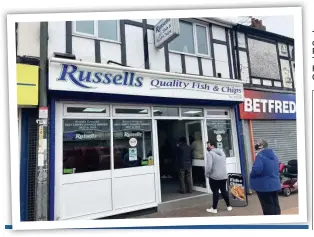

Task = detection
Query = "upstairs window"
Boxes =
[169,21,210,56]
[74,20,119,42]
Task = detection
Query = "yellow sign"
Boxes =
[17,63,39,106]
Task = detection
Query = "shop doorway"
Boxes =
[157,120,207,203]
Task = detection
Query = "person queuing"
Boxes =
[176,137,193,194]
[250,139,281,215]
[205,140,232,214]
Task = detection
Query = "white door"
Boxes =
[185,121,207,193]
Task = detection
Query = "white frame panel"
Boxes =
[72,20,121,44]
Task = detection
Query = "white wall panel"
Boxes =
[212,25,226,41]
[61,179,112,219]
[100,41,122,64]
[147,29,165,71]
[201,58,214,77]
[169,53,182,73]
[48,22,66,58]
[113,174,156,209]
[125,25,145,68]
[72,36,95,62]
[185,56,199,75]
[239,51,250,83]
[17,22,40,57]
[237,32,246,48]
[214,44,229,78]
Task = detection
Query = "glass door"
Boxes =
[185,121,207,192]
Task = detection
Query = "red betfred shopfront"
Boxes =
[238,89,297,181]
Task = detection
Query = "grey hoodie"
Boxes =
[205,148,228,180]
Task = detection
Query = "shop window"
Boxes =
[206,120,234,157]
[181,108,204,117]
[74,20,119,42]
[169,21,210,56]
[62,119,111,174]
[153,107,179,117]
[113,119,153,169]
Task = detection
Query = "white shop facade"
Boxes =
[48,57,245,221]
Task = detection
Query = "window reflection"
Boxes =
[207,120,234,157]
[63,119,111,174]
[113,119,153,169]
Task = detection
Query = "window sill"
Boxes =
[72,33,121,45]
[169,50,213,59]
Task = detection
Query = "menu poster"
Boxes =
[114,120,152,131]
[63,119,110,141]
[228,173,248,207]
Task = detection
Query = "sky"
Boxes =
[219,16,294,38]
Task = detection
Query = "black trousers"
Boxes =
[209,178,230,209]
[256,191,281,215]
[179,167,192,193]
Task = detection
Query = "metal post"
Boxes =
[35,22,49,221]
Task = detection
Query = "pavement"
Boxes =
[136,193,298,218]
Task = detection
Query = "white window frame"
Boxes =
[73,20,121,44]
[169,21,212,58]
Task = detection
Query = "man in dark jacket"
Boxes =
[250,139,281,215]
[176,137,193,194]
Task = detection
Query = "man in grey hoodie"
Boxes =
[205,140,232,213]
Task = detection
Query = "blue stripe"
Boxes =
[83,225,309,230]
[234,105,248,199]
[20,109,29,221]
[3,224,308,230]
[17,83,36,86]
[49,99,56,221]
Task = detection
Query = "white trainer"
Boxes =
[206,208,218,214]
[227,206,233,211]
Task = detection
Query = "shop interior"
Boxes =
[157,120,207,202]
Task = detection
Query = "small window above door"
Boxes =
[181,108,204,117]
[64,104,109,117]
[113,106,151,117]
[153,107,179,117]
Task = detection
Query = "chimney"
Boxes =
[250,17,266,31]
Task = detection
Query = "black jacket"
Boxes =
[176,143,193,169]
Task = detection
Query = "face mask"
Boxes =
[255,144,261,151]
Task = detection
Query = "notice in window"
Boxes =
[129,148,138,161]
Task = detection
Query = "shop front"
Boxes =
[239,89,297,184]
[48,57,245,221]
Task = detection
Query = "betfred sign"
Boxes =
[239,90,296,120]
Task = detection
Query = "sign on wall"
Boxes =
[239,89,296,120]
[154,18,180,49]
[49,63,244,102]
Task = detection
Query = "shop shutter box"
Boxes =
[252,120,297,164]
